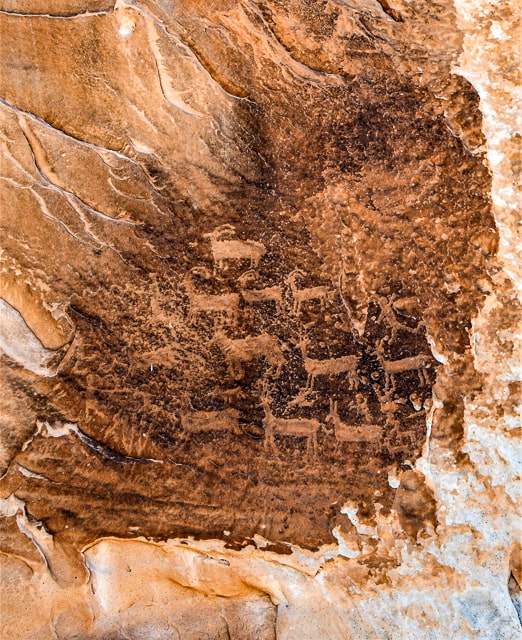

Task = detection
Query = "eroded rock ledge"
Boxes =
[0,0,520,638]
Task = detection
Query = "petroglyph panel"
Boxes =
[0,0,498,568]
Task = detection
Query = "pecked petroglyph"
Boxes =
[375,339,433,391]
[297,334,360,392]
[184,270,241,326]
[287,269,332,316]
[241,284,285,311]
[204,225,267,273]
[327,400,383,444]
[1,8,513,639]
[260,392,322,456]
[212,330,287,380]
[181,408,242,436]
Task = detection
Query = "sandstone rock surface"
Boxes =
[0,0,520,638]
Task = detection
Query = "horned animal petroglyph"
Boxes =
[375,339,432,390]
[259,394,321,455]
[326,400,383,443]
[237,269,284,310]
[212,330,286,379]
[183,272,240,325]
[287,269,331,315]
[241,286,284,310]
[203,225,266,272]
[298,336,359,391]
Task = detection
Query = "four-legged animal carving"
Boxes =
[183,272,240,325]
[237,269,285,311]
[241,285,284,311]
[260,395,321,456]
[179,237,430,456]
[326,399,382,443]
[203,225,266,273]
[287,269,331,315]
[212,330,287,379]
[375,339,432,391]
[298,336,360,391]
[181,408,241,436]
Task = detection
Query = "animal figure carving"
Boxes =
[181,408,241,435]
[375,339,432,390]
[183,272,240,325]
[212,330,287,379]
[326,400,383,443]
[260,395,321,455]
[373,294,422,342]
[298,336,360,391]
[203,225,266,272]
[287,269,331,315]
[238,269,284,311]
[241,286,284,310]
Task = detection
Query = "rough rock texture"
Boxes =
[0,0,520,638]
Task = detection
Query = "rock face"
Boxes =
[0,1,520,639]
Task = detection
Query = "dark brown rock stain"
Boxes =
[393,470,438,540]
[0,0,495,554]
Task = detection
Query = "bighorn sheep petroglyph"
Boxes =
[238,270,284,311]
[183,271,240,325]
[241,286,284,310]
[203,225,266,272]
